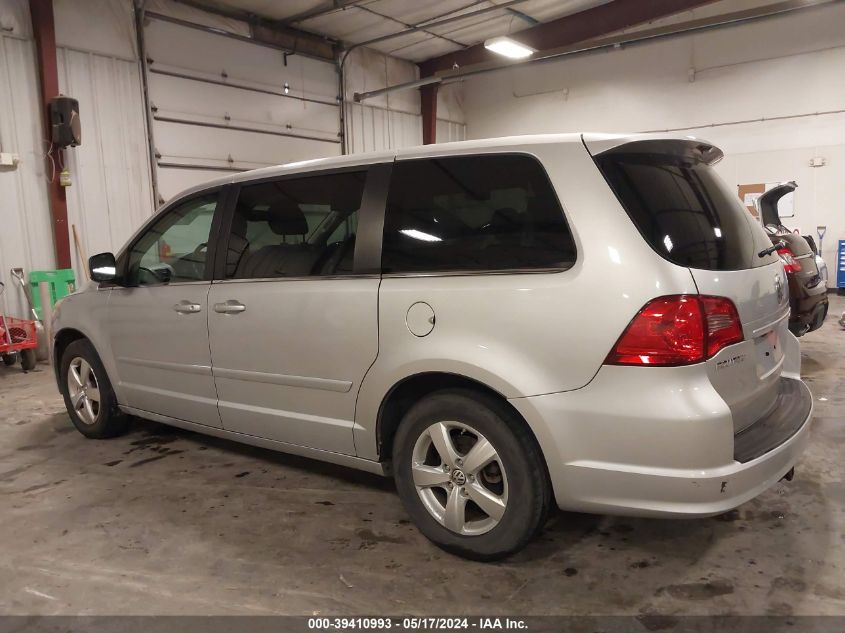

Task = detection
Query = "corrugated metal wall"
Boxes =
[0,0,153,320]
[0,30,55,321]
[58,47,154,278]
[343,47,466,152]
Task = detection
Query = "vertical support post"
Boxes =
[38,281,53,364]
[29,0,71,270]
[420,83,438,145]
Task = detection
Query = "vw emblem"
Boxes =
[775,274,784,304]
[451,469,467,486]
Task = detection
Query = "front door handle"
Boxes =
[214,300,246,314]
[173,300,202,314]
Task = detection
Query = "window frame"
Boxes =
[211,162,392,282]
[113,186,227,287]
[379,152,578,278]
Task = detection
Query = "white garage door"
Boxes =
[144,15,342,201]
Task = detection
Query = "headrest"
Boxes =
[331,185,361,214]
[267,200,308,236]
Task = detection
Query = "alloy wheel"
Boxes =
[411,421,508,536]
[67,357,101,425]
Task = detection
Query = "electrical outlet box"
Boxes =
[0,152,20,168]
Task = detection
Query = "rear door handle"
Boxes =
[173,301,202,314]
[214,300,246,314]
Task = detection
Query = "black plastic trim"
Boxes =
[733,377,812,463]
[354,162,392,275]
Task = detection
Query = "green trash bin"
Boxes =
[29,269,76,320]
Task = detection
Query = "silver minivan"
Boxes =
[52,134,813,560]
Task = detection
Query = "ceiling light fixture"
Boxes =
[400,229,441,242]
[484,36,535,59]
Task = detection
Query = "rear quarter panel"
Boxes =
[354,140,698,460]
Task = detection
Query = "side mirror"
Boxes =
[89,252,118,283]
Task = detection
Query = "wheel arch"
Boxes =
[53,327,89,383]
[53,328,119,400]
[375,372,550,480]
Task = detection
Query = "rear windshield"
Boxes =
[595,144,778,270]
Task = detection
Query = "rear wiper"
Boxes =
[758,240,785,258]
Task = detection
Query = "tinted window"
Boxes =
[595,144,778,270]
[127,194,217,285]
[226,171,366,279]
[382,155,575,273]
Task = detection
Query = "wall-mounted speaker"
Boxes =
[49,95,81,147]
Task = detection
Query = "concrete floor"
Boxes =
[1,298,844,616]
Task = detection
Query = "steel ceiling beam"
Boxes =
[168,0,338,60]
[418,0,721,76]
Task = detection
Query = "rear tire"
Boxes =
[2,353,16,366]
[59,339,129,438]
[393,389,551,561]
[20,348,36,371]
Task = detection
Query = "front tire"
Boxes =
[59,339,129,438]
[393,389,550,561]
[2,353,16,366]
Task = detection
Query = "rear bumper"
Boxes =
[510,368,813,518]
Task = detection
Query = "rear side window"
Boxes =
[382,155,576,273]
[595,143,778,270]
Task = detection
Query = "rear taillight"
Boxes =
[700,296,744,358]
[605,295,744,367]
[777,247,802,273]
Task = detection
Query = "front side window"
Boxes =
[226,171,367,279]
[126,194,218,286]
[381,155,576,274]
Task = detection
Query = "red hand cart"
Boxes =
[0,315,38,371]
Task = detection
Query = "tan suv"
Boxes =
[53,134,813,559]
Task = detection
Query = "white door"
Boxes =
[107,191,223,427]
[207,169,379,454]
[142,15,341,202]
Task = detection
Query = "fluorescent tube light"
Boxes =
[400,229,441,242]
[484,36,535,59]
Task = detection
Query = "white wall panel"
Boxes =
[0,33,54,319]
[58,47,154,274]
[345,102,422,154]
[436,119,467,143]
[344,47,420,154]
[343,47,466,152]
